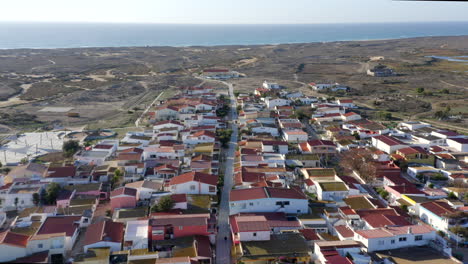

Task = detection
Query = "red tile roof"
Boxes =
[356,208,399,218]
[374,135,406,146]
[170,194,187,203]
[36,216,81,237]
[362,214,411,228]
[334,225,354,238]
[356,224,434,239]
[46,166,76,178]
[230,187,268,201]
[12,251,49,263]
[421,201,456,217]
[266,187,307,199]
[383,175,412,186]
[299,228,320,241]
[308,139,335,146]
[169,171,217,186]
[84,220,124,245]
[231,215,270,233]
[110,187,137,198]
[151,213,209,227]
[0,231,29,248]
[387,185,424,195]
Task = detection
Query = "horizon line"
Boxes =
[1,20,468,25]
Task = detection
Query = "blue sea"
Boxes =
[0,22,468,49]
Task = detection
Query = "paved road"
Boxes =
[215,82,238,264]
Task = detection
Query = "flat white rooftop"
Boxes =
[0,132,65,165]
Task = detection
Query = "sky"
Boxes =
[1,0,467,24]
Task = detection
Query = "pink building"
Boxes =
[149,213,212,241]
[110,187,137,211]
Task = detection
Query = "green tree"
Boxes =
[428,183,434,189]
[32,193,41,206]
[111,169,123,188]
[45,182,61,205]
[416,87,425,94]
[152,196,175,212]
[63,140,80,157]
[448,191,457,200]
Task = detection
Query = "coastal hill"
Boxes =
[0,35,467,132]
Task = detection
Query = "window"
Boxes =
[209,186,216,193]
[253,233,257,237]
[152,230,164,235]
[391,239,395,244]
[399,237,407,242]
[38,244,43,249]
[249,202,254,206]
[190,185,196,191]
[415,235,423,241]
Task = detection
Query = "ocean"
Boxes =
[0,22,468,49]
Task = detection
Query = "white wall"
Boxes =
[229,198,308,215]
[355,231,436,252]
[238,231,270,241]
[0,244,27,262]
[170,181,217,195]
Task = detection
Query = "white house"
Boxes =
[336,99,355,108]
[0,231,29,262]
[123,220,148,250]
[263,81,281,89]
[283,130,308,143]
[354,225,436,252]
[28,216,81,256]
[168,172,217,195]
[265,98,290,109]
[153,120,185,133]
[230,215,271,242]
[407,166,439,178]
[315,180,350,201]
[341,112,362,122]
[447,138,468,152]
[415,201,457,233]
[229,187,308,215]
[183,130,216,145]
[83,220,124,253]
[371,135,407,154]
[125,180,161,201]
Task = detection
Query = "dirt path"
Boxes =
[440,80,468,90]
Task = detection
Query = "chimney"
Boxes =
[407,227,412,234]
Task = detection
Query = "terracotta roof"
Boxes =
[45,166,76,178]
[387,185,424,195]
[169,171,217,186]
[231,215,270,233]
[230,187,306,201]
[308,139,335,146]
[170,194,187,203]
[334,225,354,238]
[230,187,268,201]
[0,231,29,248]
[191,130,216,138]
[267,187,307,199]
[36,216,81,237]
[356,224,434,239]
[305,179,315,186]
[110,187,137,198]
[84,220,124,245]
[151,213,209,227]
[343,112,359,117]
[362,214,411,228]
[397,146,427,155]
[383,175,412,186]
[299,228,320,241]
[421,201,456,217]
[338,99,353,104]
[356,208,399,218]
[117,152,142,161]
[374,135,406,146]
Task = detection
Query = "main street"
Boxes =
[216,82,238,264]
